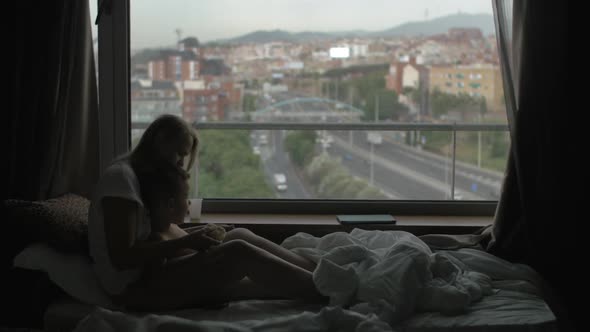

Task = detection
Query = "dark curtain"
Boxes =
[490,1,576,330]
[3,0,99,202]
[2,0,99,328]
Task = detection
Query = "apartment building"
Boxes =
[429,63,504,112]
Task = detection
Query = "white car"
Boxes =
[273,173,288,191]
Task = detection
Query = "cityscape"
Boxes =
[129,9,508,201]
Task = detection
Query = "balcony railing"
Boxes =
[132,121,508,206]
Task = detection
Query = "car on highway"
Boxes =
[367,132,382,145]
[273,173,288,191]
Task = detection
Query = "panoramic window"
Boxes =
[108,0,509,211]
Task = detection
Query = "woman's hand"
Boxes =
[180,228,221,251]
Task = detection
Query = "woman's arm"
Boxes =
[180,223,235,233]
[102,197,218,270]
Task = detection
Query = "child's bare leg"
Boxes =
[120,239,325,311]
[217,239,325,302]
[224,228,316,272]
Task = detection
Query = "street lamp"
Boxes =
[349,85,354,145]
[477,97,486,169]
[477,111,483,168]
[369,94,379,185]
[321,115,327,154]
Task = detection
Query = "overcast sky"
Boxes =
[90,0,493,49]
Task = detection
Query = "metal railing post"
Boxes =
[451,125,457,200]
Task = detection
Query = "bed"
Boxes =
[16,229,557,332]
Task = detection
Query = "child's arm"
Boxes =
[178,224,206,233]
[157,224,198,257]
[180,223,235,233]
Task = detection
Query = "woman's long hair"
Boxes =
[129,114,198,172]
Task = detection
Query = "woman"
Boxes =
[88,114,324,311]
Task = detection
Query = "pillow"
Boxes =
[4,193,90,254]
[13,242,114,308]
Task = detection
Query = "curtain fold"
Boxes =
[3,1,100,327]
[40,0,100,199]
[4,0,99,201]
[488,0,529,263]
[490,0,575,329]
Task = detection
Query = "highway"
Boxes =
[254,129,311,199]
[250,92,504,201]
[328,132,502,200]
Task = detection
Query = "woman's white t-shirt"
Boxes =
[88,160,151,295]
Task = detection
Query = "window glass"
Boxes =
[129,0,507,202]
[89,0,98,81]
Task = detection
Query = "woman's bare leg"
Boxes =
[121,239,325,311]
[224,228,316,272]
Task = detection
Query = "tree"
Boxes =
[479,97,487,116]
[357,186,388,199]
[219,168,273,198]
[243,94,257,113]
[305,154,340,186]
[318,170,350,198]
[197,130,273,198]
[430,88,482,120]
[404,84,426,107]
[490,131,509,158]
[303,154,388,199]
[364,90,409,121]
[284,130,317,167]
[334,70,410,121]
[421,131,452,153]
[341,178,367,198]
[353,72,386,104]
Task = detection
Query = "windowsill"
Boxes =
[189,214,492,241]
[195,213,492,227]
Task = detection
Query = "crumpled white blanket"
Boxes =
[74,229,496,332]
[282,229,494,324]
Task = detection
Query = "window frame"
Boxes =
[97,0,130,172]
[98,0,503,217]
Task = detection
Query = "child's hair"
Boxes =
[137,163,190,217]
[131,114,198,171]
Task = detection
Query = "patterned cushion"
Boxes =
[4,193,90,254]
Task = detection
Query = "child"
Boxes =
[137,164,226,262]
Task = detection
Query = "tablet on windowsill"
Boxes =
[336,214,397,225]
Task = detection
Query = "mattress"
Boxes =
[169,290,556,332]
[46,289,556,332]
[45,230,557,331]
[399,289,557,332]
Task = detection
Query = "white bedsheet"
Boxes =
[73,230,555,332]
